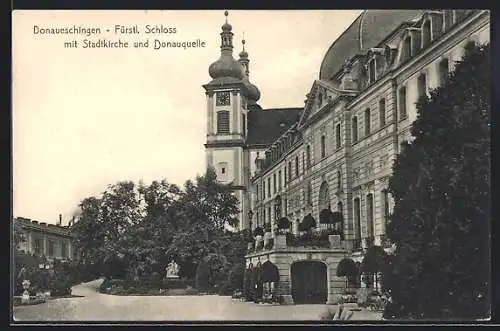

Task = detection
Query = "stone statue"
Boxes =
[166,261,180,279]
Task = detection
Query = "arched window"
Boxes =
[422,19,432,47]
[366,193,374,237]
[320,135,326,158]
[352,117,358,142]
[353,198,361,240]
[318,181,330,211]
[364,108,371,136]
[379,98,386,127]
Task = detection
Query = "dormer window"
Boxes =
[422,19,432,48]
[403,36,412,61]
[368,59,377,84]
[317,92,323,108]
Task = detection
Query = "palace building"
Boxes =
[14,215,77,262]
[204,10,490,304]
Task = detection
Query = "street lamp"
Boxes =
[248,210,254,230]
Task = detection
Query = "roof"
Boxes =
[246,108,302,146]
[319,10,426,81]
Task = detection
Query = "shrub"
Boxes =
[253,227,264,237]
[298,214,316,232]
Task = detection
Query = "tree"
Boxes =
[361,246,387,291]
[383,42,490,320]
[336,258,359,289]
[70,197,104,266]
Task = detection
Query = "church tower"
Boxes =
[203,11,249,230]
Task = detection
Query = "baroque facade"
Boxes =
[204,10,490,303]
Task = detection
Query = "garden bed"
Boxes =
[99,278,199,296]
[12,296,47,306]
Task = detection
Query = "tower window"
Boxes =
[379,98,386,127]
[364,108,371,136]
[221,167,226,174]
[320,135,326,158]
[439,58,449,86]
[216,111,230,134]
[398,86,407,119]
[352,116,358,142]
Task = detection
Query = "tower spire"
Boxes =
[238,34,249,78]
[220,10,234,53]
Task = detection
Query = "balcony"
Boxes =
[246,229,346,256]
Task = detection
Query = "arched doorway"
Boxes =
[291,261,328,304]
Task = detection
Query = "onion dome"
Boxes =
[237,36,261,103]
[208,11,245,80]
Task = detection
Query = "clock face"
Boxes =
[216,91,230,106]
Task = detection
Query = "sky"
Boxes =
[12,9,363,224]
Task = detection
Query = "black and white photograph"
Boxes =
[11,9,491,323]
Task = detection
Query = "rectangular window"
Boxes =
[306,145,311,168]
[352,117,358,142]
[33,238,41,255]
[288,161,292,181]
[403,36,412,61]
[354,198,361,239]
[262,181,266,199]
[379,99,386,127]
[216,111,230,134]
[267,178,271,197]
[278,170,282,190]
[61,241,67,259]
[320,135,326,158]
[366,194,374,237]
[335,123,341,149]
[368,59,376,84]
[422,20,432,47]
[242,114,246,136]
[48,240,54,256]
[284,167,287,186]
[256,184,259,200]
[273,173,276,194]
[398,87,407,119]
[439,58,449,86]
[295,156,299,177]
[364,108,371,136]
[417,73,427,98]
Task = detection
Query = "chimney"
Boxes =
[58,214,62,226]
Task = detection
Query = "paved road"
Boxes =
[13,279,381,322]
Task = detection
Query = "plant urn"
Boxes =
[329,234,341,248]
[247,242,254,250]
[275,234,287,249]
[21,280,30,304]
[263,232,271,246]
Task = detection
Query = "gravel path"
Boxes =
[12,279,382,322]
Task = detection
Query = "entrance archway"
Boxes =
[291,261,328,304]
